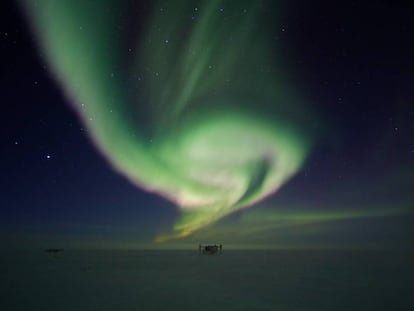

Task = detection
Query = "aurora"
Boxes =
[19,0,313,239]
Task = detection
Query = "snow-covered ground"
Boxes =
[1,250,413,310]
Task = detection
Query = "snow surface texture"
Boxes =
[1,250,413,310]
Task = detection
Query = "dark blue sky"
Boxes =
[1,0,413,249]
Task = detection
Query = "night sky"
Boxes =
[1,0,413,249]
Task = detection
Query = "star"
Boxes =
[46,154,51,159]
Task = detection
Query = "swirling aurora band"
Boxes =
[20,0,313,240]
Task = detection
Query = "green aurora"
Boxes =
[20,0,315,240]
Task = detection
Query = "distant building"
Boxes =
[199,244,222,255]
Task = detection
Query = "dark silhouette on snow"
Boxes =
[199,244,222,255]
[45,248,64,253]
